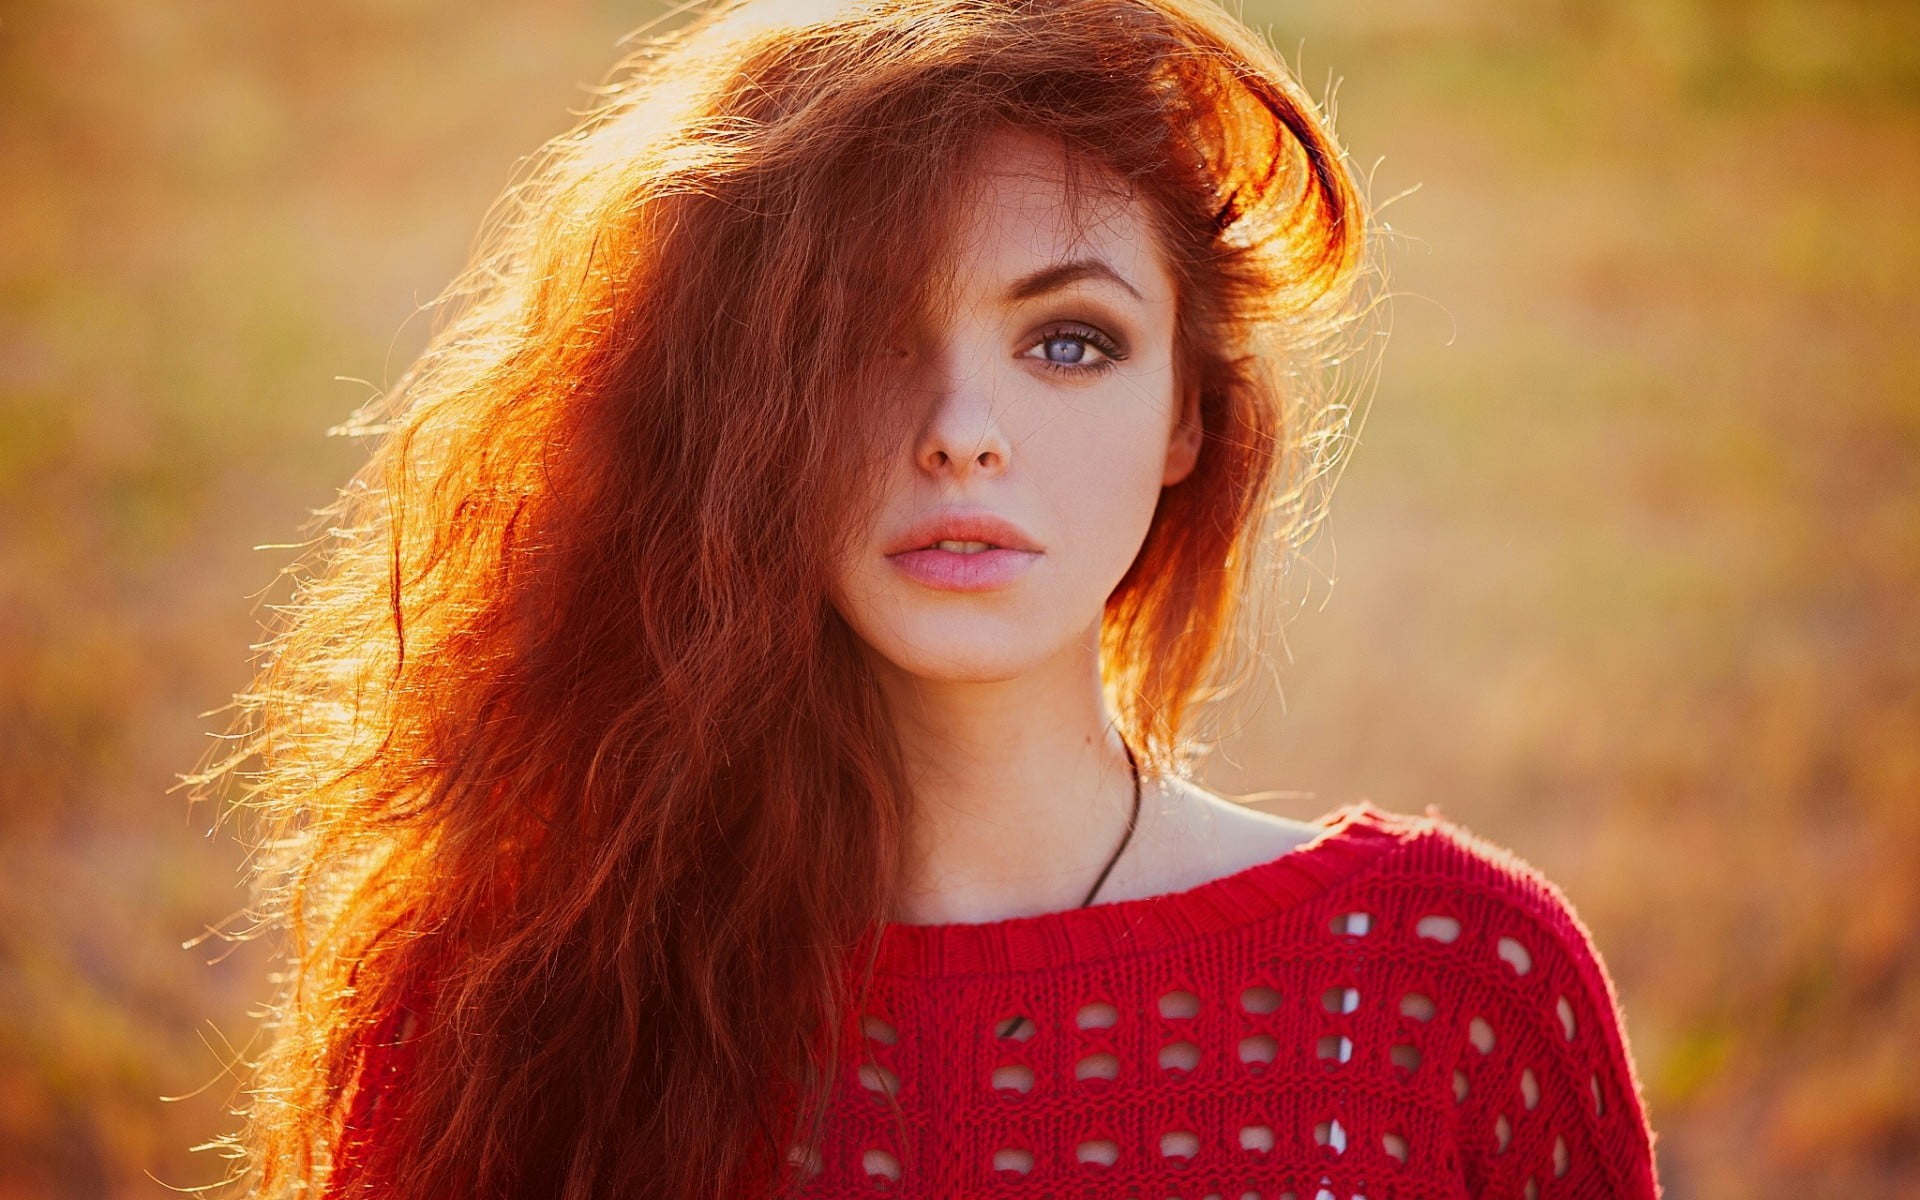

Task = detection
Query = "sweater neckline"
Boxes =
[870,798,1412,977]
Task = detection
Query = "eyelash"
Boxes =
[1028,323,1128,378]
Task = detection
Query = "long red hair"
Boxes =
[189,0,1378,1196]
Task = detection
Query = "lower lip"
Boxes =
[887,547,1041,592]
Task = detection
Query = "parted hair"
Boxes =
[190,0,1378,1196]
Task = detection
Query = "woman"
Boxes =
[195,0,1663,1196]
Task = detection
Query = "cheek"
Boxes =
[1029,402,1169,552]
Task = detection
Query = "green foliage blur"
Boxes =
[2,1,1914,1196]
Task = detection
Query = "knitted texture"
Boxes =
[333,800,1662,1199]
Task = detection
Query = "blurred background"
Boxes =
[2,0,1915,1195]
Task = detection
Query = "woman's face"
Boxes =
[831,126,1200,684]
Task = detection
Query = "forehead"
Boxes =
[932,127,1173,304]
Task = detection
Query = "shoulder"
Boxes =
[1360,802,1644,1051]
[1163,784,1613,961]
[1128,776,1331,898]
[1321,801,1664,1197]
[1330,801,1639,1074]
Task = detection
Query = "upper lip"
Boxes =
[885,508,1042,555]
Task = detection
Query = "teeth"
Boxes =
[933,539,994,553]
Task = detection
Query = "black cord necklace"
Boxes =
[998,738,1140,1041]
[1081,736,1142,907]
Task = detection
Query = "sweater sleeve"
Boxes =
[1435,834,1662,1199]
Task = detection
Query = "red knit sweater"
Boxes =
[335,800,1662,1198]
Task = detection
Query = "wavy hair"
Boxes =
[188,0,1381,1196]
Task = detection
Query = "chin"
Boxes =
[861,623,1060,685]
[882,642,1048,685]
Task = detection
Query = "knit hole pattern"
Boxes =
[803,871,1641,1194]
[344,811,1657,1199]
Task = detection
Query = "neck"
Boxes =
[872,628,1146,926]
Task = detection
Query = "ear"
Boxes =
[1161,383,1203,487]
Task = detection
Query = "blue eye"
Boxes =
[1044,335,1089,364]
[1025,324,1126,377]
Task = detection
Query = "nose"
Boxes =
[912,344,1011,481]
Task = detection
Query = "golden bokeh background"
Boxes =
[3,1,1915,1196]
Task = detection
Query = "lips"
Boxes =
[882,508,1043,593]
[886,544,1040,592]
[884,509,1042,556]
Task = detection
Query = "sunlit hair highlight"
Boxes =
[187,0,1383,1197]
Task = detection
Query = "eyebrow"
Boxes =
[1001,257,1144,305]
